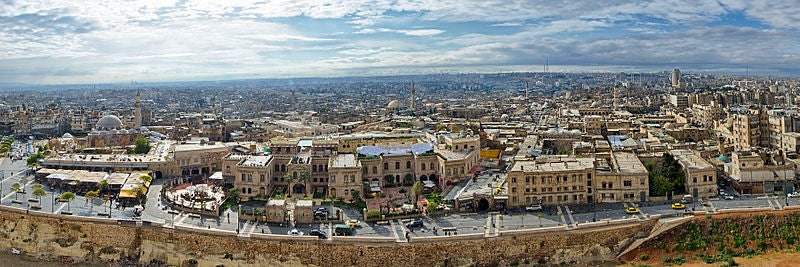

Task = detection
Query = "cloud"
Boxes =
[0,0,798,83]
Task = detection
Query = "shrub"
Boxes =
[639,254,649,261]
[365,209,381,220]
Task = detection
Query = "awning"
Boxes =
[209,171,224,180]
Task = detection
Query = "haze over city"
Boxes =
[1,0,799,84]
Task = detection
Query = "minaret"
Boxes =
[525,82,529,99]
[613,85,620,110]
[134,90,142,129]
[410,81,416,110]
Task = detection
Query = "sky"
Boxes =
[1,0,799,84]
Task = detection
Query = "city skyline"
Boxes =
[1,1,799,84]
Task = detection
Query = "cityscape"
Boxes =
[2,1,800,267]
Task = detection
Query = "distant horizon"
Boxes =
[0,68,794,88]
[2,1,799,84]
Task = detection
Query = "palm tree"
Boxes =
[60,192,76,212]
[31,183,42,190]
[85,190,99,212]
[283,172,294,198]
[412,181,423,208]
[10,183,20,200]
[298,170,311,197]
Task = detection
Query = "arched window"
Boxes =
[430,163,434,170]
[421,164,426,171]
[406,161,411,169]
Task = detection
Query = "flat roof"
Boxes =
[671,149,713,170]
[511,157,595,173]
[240,155,272,167]
[332,154,359,168]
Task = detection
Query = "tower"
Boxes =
[410,80,416,110]
[671,68,682,89]
[134,90,142,129]
[525,82,529,99]
[613,85,620,110]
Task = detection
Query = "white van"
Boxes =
[680,194,693,204]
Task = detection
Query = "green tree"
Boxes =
[649,174,673,197]
[133,186,146,206]
[60,192,76,211]
[537,213,543,227]
[134,136,151,154]
[10,183,21,200]
[32,188,46,201]
[97,179,109,196]
[412,181,424,208]
[227,188,240,204]
[298,170,311,197]
[351,191,361,204]
[284,172,295,198]
[26,152,45,168]
[85,190,99,212]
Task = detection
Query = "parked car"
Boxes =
[671,203,685,209]
[723,195,734,200]
[314,207,329,213]
[405,218,424,228]
[525,204,543,211]
[788,192,800,198]
[308,229,327,239]
[345,219,362,228]
[288,229,304,236]
[625,207,640,214]
[314,210,328,218]
[334,224,353,236]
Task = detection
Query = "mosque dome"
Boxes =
[97,115,123,130]
[386,100,403,109]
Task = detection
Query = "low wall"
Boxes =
[0,204,656,267]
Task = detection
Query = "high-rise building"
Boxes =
[134,90,142,129]
[671,68,681,87]
[410,81,415,110]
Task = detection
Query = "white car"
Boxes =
[287,229,304,236]
[788,192,800,198]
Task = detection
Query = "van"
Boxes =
[333,224,353,236]
[680,194,693,204]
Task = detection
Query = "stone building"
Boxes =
[726,150,794,194]
[670,149,717,199]
[594,152,649,203]
[506,156,595,207]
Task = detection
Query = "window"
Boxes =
[274,165,279,171]
[313,165,317,172]
[693,177,697,183]
[241,174,245,181]
[430,163,434,170]
[512,178,516,183]
[421,164,426,171]
[395,162,400,169]
[313,178,318,183]
[511,187,516,193]
[608,182,613,189]
[525,188,530,193]
[602,182,607,189]
[247,174,252,182]
[226,166,231,173]
[624,180,632,187]
[331,175,335,182]
[406,161,411,169]
[384,163,389,170]
[260,175,265,182]
[373,166,378,174]
[640,178,645,185]
[526,177,530,183]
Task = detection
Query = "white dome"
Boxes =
[97,115,123,130]
[386,100,403,109]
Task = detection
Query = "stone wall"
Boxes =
[0,206,655,267]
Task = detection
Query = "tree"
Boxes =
[134,136,151,154]
[19,177,27,187]
[298,170,311,197]
[85,190,99,212]
[60,192,76,211]
[227,188,240,204]
[32,188,46,201]
[26,152,44,168]
[520,213,526,228]
[133,186,146,206]
[97,179,109,196]
[350,191,360,204]
[537,213,543,227]
[10,183,20,200]
[412,181,423,208]
[284,172,295,197]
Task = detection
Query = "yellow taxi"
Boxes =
[625,207,640,214]
[671,203,685,209]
